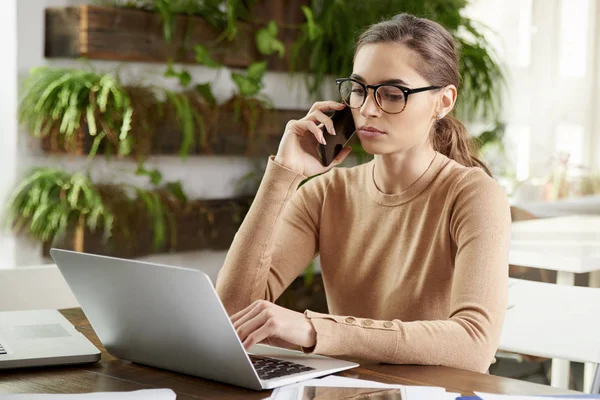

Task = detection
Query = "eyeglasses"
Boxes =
[336,78,443,115]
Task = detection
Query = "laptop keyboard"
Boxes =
[249,355,315,380]
[0,343,6,355]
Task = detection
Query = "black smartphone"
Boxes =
[317,106,356,166]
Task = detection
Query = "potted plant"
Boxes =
[19,67,135,157]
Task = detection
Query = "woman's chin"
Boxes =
[357,140,385,155]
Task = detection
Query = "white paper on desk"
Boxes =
[269,375,448,400]
[476,392,585,400]
[0,389,176,400]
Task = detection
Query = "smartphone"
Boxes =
[317,106,356,166]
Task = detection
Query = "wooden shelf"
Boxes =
[44,4,304,71]
[44,196,254,259]
[41,107,306,157]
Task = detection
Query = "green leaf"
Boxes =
[86,104,97,136]
[118,135,132,156]
[88,131,107,161]
[256,21,285,58]
[247,61,267,81]
[195,83,217,107]
[119,107,133,140]
[135,162,163,186]
[231,73,261,97]
[164,60,192,87]
[165,181,187,203]
[301,6,323,41]
[194,45,222,68]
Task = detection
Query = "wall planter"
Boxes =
[44,3,308,71]
[40,102,306,157]
[44,196,253,259]
[45,5,257,68]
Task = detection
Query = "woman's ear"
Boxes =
[435,85,457,119]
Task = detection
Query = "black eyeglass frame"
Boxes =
[335,78,443,114]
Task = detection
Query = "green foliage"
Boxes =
[194,44,222,68]
[165,181,188,203]
[164,60,192,87]
[19,67,133,157]
[474,121,506,151]
[195,83,217,107]
[4,168,113,244]
[19,66,212,159]
[4,166,187,251]
[135,161,163,185]
[256,20,285,58]
[135,187,168,249]
[231,61,268,98]
[164,90,207,157]
[96,0,256,39]
[455,19,506,121]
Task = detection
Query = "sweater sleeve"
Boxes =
[303,170,511,373]
[216,157,323,316]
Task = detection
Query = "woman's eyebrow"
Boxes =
[350,73,410,86]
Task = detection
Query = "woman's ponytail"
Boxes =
[432,115,491,176]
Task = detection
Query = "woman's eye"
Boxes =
[380,93,403,102]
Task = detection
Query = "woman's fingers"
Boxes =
[236,309,270,344]
[231,300,268,330]
[306,110,336,136]
[329,146,353,167]
[308,101,345,114]
[292,120,326,145]
[242,318,278,350]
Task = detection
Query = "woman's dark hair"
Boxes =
[355,13,491,176]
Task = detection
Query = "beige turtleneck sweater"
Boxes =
[216,152,511,373]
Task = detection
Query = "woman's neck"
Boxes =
[373,145,437,194]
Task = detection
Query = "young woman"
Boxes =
[216,13,511,373]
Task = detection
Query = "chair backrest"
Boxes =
[499,278,600,364]
[0,265,79,311]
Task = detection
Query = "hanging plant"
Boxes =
[3,168,113,249]
[3,166,185,253]
[229,60,273,143]
[19,67,134,157]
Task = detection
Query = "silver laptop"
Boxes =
[0,309,100,369]
[50,249,358,390]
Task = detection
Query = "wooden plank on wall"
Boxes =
[45,5,258,68]
[40,108,307,157]
[44,196,254,259]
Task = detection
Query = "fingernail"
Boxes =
[332,128,337,135]
[322,137,327,145]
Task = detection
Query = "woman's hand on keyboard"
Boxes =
[231,300,316,351]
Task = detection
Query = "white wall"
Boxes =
[2,0,321,273]
[465,0,600,183]
[0,0,18,269]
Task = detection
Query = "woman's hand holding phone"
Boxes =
[274,101,352,177]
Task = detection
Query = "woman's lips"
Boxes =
[357,126,386,138]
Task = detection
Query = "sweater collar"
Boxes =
[366,152,449,206]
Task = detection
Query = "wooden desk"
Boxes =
[0,309,580,398]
